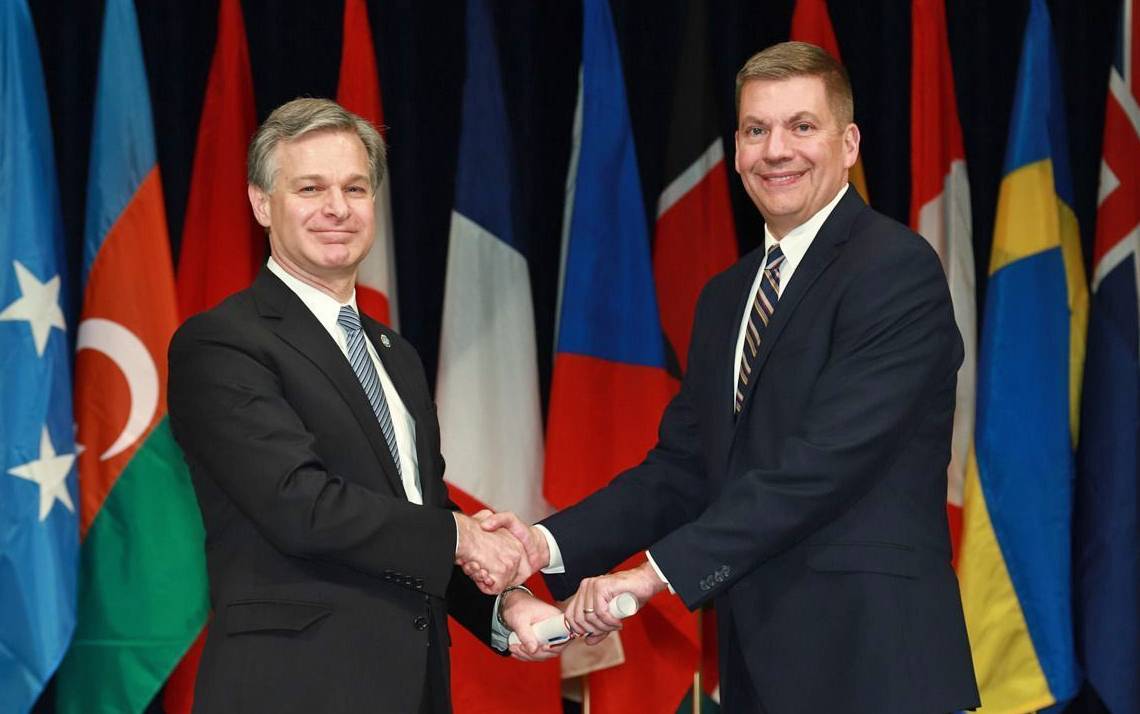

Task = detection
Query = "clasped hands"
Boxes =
[453,511,667,660]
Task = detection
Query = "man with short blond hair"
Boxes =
[482,43,980,713]
[169,98,559,714]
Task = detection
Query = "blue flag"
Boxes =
[1077,1,1140,711]
[0,1,80,711]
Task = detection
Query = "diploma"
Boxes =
[507,592,639,646]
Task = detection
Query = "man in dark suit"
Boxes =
[480,42,980,712]
[168,98,559,714]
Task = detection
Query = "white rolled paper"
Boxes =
[507,592,639,647]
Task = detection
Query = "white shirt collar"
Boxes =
[267,256,359,337]
[762,183,849,264]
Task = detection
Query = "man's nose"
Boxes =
[323,188,351,219]
[763,127,792,162]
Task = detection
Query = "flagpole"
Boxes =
[693,606,702,713]
[582,675,590,714]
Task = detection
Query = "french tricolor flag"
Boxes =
[435,0,559,710]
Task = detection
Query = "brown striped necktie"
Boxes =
[735,244,785,414]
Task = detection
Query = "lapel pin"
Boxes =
[380,334,391,348]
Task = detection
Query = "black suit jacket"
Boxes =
[168,268,494,714]
[543,189,980,713]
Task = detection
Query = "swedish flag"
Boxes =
[958,0,1088,711]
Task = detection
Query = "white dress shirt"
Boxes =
[267,257,422,504]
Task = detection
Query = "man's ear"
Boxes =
[248,184,271,229]
[842,123,861,169]
[733,130,743,174]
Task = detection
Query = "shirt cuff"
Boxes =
[534,524,565,574]
[645,550,675,594]
[490,592,511,651]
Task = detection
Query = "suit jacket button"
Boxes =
[413,616,429,631]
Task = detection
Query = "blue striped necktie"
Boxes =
[337,306,402,476]
[735,244,786,414]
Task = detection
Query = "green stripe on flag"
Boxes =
[56,417,208,713]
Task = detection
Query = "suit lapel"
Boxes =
[733,187,864,426]
[253,270,408,499]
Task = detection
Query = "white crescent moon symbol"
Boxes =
[77,317,159,461]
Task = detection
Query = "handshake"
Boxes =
[452,511,667,661]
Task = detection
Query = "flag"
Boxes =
[545,0,699,710]
[654,0,738,374]
[789,0,870,202]
[909,0,975,564]
[958,0,1087,710]
[55,0,209,710]
[175,0,261,320]
[337,0,398,328]
[434,0,560,710]
[165,1,256,708]
[652,0,738,705]
[0,2,79,710]
[1077,0,1140,711]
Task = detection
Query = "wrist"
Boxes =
[530,526,551,569]
[496,584,533,628]
[636,562,667,598]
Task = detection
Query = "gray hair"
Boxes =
[247,97,386,192]
[735,41,854,126]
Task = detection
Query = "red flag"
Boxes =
[337,0,398,328]
[165,2,257,710]
[910,0,975,566]
[174,0,261,320]
[789,0,870,202]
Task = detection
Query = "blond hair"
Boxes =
[248,97,386,192]
[735,41,854,125]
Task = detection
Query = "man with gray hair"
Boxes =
[168,98,560,713]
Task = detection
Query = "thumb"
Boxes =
[480,512,513,531]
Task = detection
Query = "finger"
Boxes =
[472,509,493,521]
[479,512,520,532]
[584,632,612,646]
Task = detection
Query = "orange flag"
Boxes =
[790,0,870,202]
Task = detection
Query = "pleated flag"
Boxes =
[55,0,209,710]
[909,0,975,564]
[0,2,79,710]
[1077,0,1140,711]
[958,0,1088,710]
[435,0,559,710]
[545,0,699,710]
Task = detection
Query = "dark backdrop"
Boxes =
[29,0,1119,411]
[27,1,1119,710]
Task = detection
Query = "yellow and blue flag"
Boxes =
[958,0,1088,711]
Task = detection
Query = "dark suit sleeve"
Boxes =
[649,237,962,608]
[542,290,715,600]
[168,316,457,598]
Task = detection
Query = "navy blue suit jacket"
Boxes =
[543,188,980,713]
